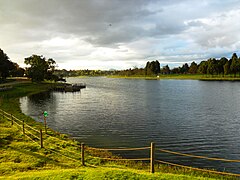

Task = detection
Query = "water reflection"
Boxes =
[20,77,240,173]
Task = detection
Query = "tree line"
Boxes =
[171,53,240,77]
[0,49,25,82]
[116,53,240,77]
[0,48,57,83]
[2,46,240,82]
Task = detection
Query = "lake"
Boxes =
[20,77,240,173]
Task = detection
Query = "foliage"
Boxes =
[189,61,198,74]
[0,49,15,81]
[145,60,160,76]
[113,53,240,78]
[230,53,239,77]
[162,65,170,74]
[24,55,56,82]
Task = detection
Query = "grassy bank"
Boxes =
[108,74,240,81]
[0,82,238,179]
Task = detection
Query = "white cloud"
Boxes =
[1,0,240,69]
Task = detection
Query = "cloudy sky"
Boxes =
[1,0,240,70]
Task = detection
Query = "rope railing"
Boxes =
[4,116,12,121]
[24,128,40,140]
[44,133,81,149]
[2,108,240,177]
[12,116,22,123]
[44,140,82,157]
[157,148,240,163]
[24,123,40,133]
[155,159,240,177]
[91,156,150,161]
[87,146,150,151]
[47,148,80,162]
[12,119,22,129]
[0,109,11,117]
[24,132,40,145]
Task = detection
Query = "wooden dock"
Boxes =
[53,83,86,92]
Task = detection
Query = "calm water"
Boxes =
[20,77,240,173]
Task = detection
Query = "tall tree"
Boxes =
[145,60,160,76]
[24,55,56,82]
[224,60,230,75]
[218,57,228,76]
[180,63,189,74]
[188,61,198,74]
[162,65,170,74]
[230,53,239,77]
[0,48,15,81]
[198,61,208,74]
[207,58,218,75]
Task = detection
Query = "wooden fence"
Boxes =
[1,108,240,177]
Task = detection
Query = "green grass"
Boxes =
[0,82,239,179]
[0,167,219,180]
[108,74,240,81]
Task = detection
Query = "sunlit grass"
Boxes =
[0,82,238,179]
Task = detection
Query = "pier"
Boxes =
[53,83,86,92]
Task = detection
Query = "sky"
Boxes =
[1,0,240,70]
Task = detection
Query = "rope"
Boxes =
[1,110,11,117]
[155,159,240,177]
[44,133,80,148]
[47,148,80,162]
[12,116,22,123]
[87,146,150,151]
[157,148,240,163]
[43,134,82,157]
[91,156,150,161]
[4,116,12,121]
[45,141,81,157]
[13,120,22,129]
[24,123,39,133]
[24,128,40,140]
[24,133,40,145]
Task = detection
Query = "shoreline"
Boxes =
[107,74,240,81]
[0,82,237,179]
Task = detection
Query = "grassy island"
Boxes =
[0,81,238,179]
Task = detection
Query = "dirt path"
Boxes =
[0,78,31,87]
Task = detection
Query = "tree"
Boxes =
[10,63,25,77]
[224,60,230,75]
[207,58,218,75]
[188,61,198,74]
[145,60,160,76]
[171,67,180,74]
[24,55,56,82]
[218,57,228,76]
[0,48,15,81]
[230,53,239,77]
[198,61,208,74]
[162,65,170,74]
[180,63,189,74]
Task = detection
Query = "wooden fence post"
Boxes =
[40,129,43,148]
[11,114,13,125]
[22,120,25,135]
[150,142,155,173]
[44,116,47,133]
[81,143,85,166]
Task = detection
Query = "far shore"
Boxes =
[107,74,240,81]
